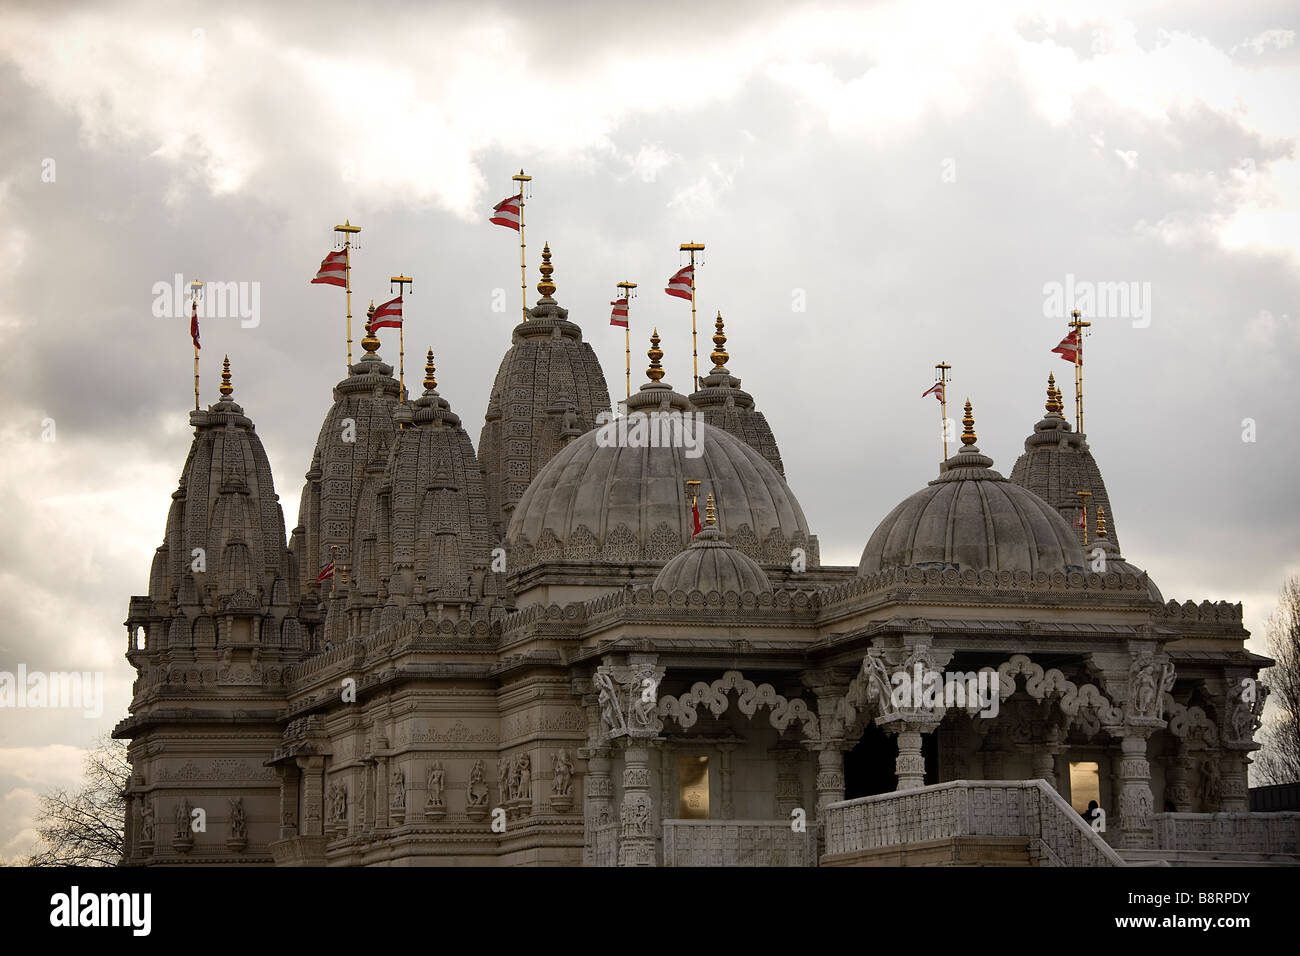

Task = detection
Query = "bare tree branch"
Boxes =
[25,735,128,867]
[1257,576,1300,785]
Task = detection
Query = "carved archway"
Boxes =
[657,670,818,739]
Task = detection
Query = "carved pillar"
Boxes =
[618,742,657,867]
[772,748,803,818]
[278,765,300,838]
[582,748,613,866]
[122,793,136,863]
[718,744,736,820]
[1030,750,1057,791]
[895,729,926,790]
[296,756,325,838]
[1115,731,1155,849]
[1167,746,1194,813]
[376,750,390,831]
[1219,752,1249,811]
[814,745,845,816]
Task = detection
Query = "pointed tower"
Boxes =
[1009,373,1122,554]
[687,311,785,475]
[478,243,611,539]
[120,358,301,865]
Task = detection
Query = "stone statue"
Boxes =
[498,757,512,802]
[175,798,191,838]
[391,766,406,809]
[467,759,489,807]
[140,801,155,842]
[1129,657,1159,719]
[595,670,626,736]
[1200,756,1222,807]
[330,783,347,822]
[426,761,445,807]
[552,750,573,797]
[1228,680,1268,743]
[864,653,895,714]
[517,755,532,801]
[229,797,246,839]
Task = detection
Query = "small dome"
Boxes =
[653,525,772,595]
[859,409,1085,576]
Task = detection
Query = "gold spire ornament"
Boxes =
[423,348,437,392]
[537,242,556,299]
[961,398,977,446]
[647,328,665,383]
[219,354,233,397]
[361,302,381,354]
[1046,372,1063,416]
[710,312,729,370]
[1096,505,1108,538]
[705,492,716,527]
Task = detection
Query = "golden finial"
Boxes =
[705,492,716,526]
[537,242,556,298]
[647,328,665,382]
[961,398,977,446]
[361,301,380,354]
[423,347,437,392]
[1096,505,1108,538]
[219,354,233,397]
[1046,373,1063,415]
[710,311,729,370]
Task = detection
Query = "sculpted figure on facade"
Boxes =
[229,797,246,840]
[498,757,513,802]
[467,760,489,808]
[517,755,532,801]
[1128,655,1161,720]
[140,801,155,843]
[174,797,192,838]
[391,766,406,809]
[1200,756,1222,808]
[553,750,573,797]
[426,761,445,807]
[1227,679,1269,745]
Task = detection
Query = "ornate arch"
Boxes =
[657,670,818,739]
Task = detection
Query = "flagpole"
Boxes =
[935,361,951,460]
[1075,490,1092,547]
[513,170,531,323]
[334,220,362,369]
[191,279,203,410]
[390,274,413,401]
[1069,308,1090,433]
[681,241,705,391]
[618,281,637,399]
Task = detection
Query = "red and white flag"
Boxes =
[691,500,703,536]
[311,250,348,287]
[1073,510,1087,529]
[921,382,943,402]
[190,299,200,350]
[371,294,403,329]
[610,298,629,328]
[665,265,693,300]
[1052,330,1080,364]
[490,194,523,231]
[315,561,335,585]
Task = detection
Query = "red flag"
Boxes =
[190,299,200,350]
[610,298,629,328]
[1052,330,1080,364]
[1073,511,1087,529]
[371,294,403,329]
[490,194,522,231]
[921,382,943,402]
[665,265,693,300]
[691,501,702,536]
[312,250,348,287]
[315,561,335,584]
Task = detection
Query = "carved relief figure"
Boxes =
[498,757,512,802]
[229,797,246,839]
[175,798,192,838]
[1228,680,1269,743]
[391,766,406,809]
[426,761,445,807]
[329,783,348,822]
[517,754,532,800]
[467,759,489,807]
[140,801,155,842]
[552,750,573,797]
[1200,756,1222,808]
[1129,657,1159,719]
[595,670,627,735]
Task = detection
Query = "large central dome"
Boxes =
[507,381,817,568]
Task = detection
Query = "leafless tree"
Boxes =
[1256,576,1300,785]
[26,735,129,867]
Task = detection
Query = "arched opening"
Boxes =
[844,725,939,798]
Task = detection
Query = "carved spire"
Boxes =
[705,492,716,526]
[361,301,381,354]
[710,312,729,370]
[219,355,233,397]
[423,347,437,392]
[1046,373,1064,416]
[1096,504,1108,538]
[646,328,665,383]
[536,242,556,299]
[961,398,977,446]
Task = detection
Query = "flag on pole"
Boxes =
[370,294,403,329]
[665,265,693,300]
[610,298,629,328]
[190,299,201,350]
[1052,330,1080,363]
[1073,511,1087,529]
[315,561,335,584]
[311,250,348,287]
[921,382,943,402]
[691,500,703,536]
[490,194,523,231]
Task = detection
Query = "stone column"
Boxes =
[582,748,613,866]
[278,765,300,839]
[772,748,803,818]
[1219,752,1249,811]
[813,745,845,816]
[1115,732,1155,849]
[618,742,657,867]
[894,729,926,790]
[296,756,326,838]
[1167,747,1194,812]
[122,793,136,863]
[376,753,390,832]
[1031,750,1058,791]
[718,744,736,820]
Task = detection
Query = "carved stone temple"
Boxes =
[117,255,1297,867]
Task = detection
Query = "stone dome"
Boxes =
[506,380,818,568]
[859,411,1084,576]
[653,524,772,595]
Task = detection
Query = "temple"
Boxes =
[116,251,1295,867]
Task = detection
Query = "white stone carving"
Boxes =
[656,670,818,738]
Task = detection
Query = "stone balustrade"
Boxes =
[662,819,815,867]
[1153,812,1300,856]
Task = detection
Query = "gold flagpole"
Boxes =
[390,274,413,401]
[617,281,637,399]
[191,279,203,410]
[513,170,531,323]
[681,241,705,391]
[334,220,362,369]
[1075,490,1092,547]
[935,361,951,460]
[1069,308,1091,433]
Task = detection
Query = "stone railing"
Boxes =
[593,822,620,867]
[662,820,815,867]
[823,780,1124,867]
[1153,812,1300,857]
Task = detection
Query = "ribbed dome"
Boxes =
[859,439,1085,576]
[653,526,772,594]
[507,381,817,567]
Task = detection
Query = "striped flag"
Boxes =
[371,294,403,329]
[665,265,693,300]
[190,299,200,350]
[311,250,347,287]
[922,382,943,402]
[315,561,335,585]
[490,194,523,231]
[1052,330,1080,363]
[1073,510,1087,529]
[610,298,629,328]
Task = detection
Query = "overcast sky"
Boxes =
[0,0,1296,860]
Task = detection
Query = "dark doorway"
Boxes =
[844,724,939,799]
